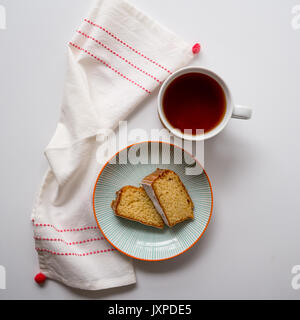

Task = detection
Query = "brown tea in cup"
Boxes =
[162,72,226,135]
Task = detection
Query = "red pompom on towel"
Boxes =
[34,272,47,284]
[192,43,201,54]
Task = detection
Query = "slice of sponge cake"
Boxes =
[142,169,194,227]
[111,186,164,229]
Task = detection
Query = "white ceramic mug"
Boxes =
[158,67,252,141]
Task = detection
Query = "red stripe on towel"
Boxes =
[33,222,98,233]
[77,30,162,84]
[34,236,105,245]
[84,18,172,74]
[69,42,151,94]
[35,247,116,256]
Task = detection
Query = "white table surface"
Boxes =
[1,0,300,300]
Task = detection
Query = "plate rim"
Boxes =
[93,140,214,261]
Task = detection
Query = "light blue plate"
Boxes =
[93,142,213,261]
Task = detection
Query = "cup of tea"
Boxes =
[158,67,252,141]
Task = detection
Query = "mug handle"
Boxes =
[232,105,252,120]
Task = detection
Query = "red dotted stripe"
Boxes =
[84,18,172,74]
[69,42,151,94]
[36,247,116,257]
[77,30,162,84]
[34,236,104,245]
[33,222,98,233]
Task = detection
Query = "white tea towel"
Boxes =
[32,0,194,290]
